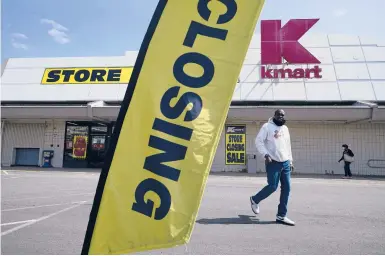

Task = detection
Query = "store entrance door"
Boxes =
[63,121,115,169]
[88,126,108,168]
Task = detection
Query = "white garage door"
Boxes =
[1,123,45,167]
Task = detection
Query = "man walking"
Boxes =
[249,109,295,226]
[338,144,354,179]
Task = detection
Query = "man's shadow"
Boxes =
[196,215,276,225]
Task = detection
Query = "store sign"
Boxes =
[260,18,322,79]
[225,125,246,165]
[41,67,133,84]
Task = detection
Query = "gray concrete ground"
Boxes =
[1,169,385,255]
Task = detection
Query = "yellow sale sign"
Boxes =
[225,125,246,165]
[82,0,265,254]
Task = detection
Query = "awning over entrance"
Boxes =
[228,105,385,123]
[2,101,385,123]
[1,105,89,120]
[1,101,117,122]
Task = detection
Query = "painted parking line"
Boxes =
[2,193,94,202]
[2,170,9,175]
[1,176,23,179]
[1,174,96,178]
[2,200,90,212]
[1,219,36,227]
[1,201,87,237]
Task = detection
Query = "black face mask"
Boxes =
[273,118,286,126]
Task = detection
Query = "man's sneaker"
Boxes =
[250,196,259,214]
[276,216,295,226]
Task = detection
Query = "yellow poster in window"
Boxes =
[72,136,87,159]
[225,125,246,165]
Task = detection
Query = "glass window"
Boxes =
[91,135,106,151]
[91,126,108,133]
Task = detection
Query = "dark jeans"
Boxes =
[344,161,352,177]
[251,160,291,217]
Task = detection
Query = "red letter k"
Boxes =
[261,19,321,65]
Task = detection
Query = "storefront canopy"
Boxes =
[2,101,385,123]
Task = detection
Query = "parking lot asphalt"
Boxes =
[1,169,385,255]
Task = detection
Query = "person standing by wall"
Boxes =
[249,109,295,226]
[338,144,354,179]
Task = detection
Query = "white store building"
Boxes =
[1,31,385,176]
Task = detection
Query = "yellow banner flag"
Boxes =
[82,0,265,254]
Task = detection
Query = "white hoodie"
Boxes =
[255,118,293,163]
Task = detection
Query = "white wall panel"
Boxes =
[334,63,370,80]
[1,84,91,101]
[377,41,385,47]
[308,48,333,64]
[243,49,261,65]
[299,33,329,47]
[1,68,46,84]
[295,123,350,175]
[362,47,385,61]
[328,34,360,45]
[117,84,129,100]
[87,84,123,101]
[347,123,385,176]
[372,82,385,101]
[359,36,379,46]
[303,64,336,82]
[339,81,377,101]
[239,82,274,101]
[273,82,306,101]
[367,63,385,79]
[305,82,341,101]
[232,84,241,101]
[239,65,258,83]
[1,123,45,166]
[248,34,261,49]
[1,84,127,102]
[331,47,365,62]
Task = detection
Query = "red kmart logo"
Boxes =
[260,18,322,79]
